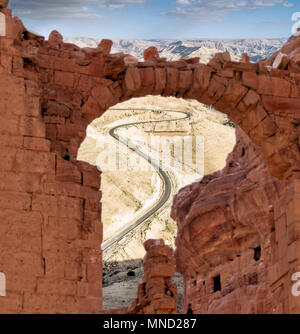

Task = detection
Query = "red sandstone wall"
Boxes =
[0,9,102,314]
[0,2,299,314]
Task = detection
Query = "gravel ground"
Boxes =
[102,263,184,311]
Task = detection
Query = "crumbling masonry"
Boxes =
[0,2,300,313]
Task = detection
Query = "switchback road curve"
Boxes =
[101,109,191,251]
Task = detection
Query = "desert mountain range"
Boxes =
[65,37,286,63]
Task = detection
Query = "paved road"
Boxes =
[101,109,191,251]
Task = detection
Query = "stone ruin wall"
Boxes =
[0,2,299,313]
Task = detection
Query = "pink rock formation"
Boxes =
[0,1,299,314]
[128,239,177,314]
[143,46,160,61]
[98,39,113,54]
[0,0,8,8]
[48,30,63,45]
[171,129,282,313]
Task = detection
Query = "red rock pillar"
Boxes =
[128,239,178,314]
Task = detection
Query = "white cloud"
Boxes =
[282,1,294,6]
[9,0,295,22]
[167,0,294,19]
[10,0,148,20]
[176,0,191,5]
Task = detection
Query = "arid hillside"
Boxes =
[78,95,236,310]
[78,96,236,260]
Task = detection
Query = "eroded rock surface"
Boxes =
[128,239,177,314]
[171,129,281,313]
[0,2,299,314]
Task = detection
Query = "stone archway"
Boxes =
[77,41,300,181]
[0,6,299,314]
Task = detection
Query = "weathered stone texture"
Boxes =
[171,128,300,314]
[0,2,300,314]
[127,239,177,314]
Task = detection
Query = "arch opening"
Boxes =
[78,95,237,310]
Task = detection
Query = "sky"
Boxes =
[8,0,300,40]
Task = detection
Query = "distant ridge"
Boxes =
[64,37,286,63]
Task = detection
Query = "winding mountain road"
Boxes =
[101,109,191,251]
